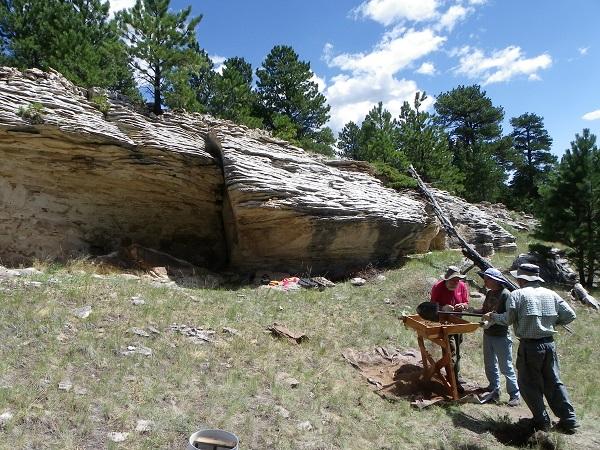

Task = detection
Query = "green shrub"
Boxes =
[370,161,417,190]
[90,94,111,115]
[16,102,45,124]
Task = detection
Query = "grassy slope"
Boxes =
[0,231,598,449]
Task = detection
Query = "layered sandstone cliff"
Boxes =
[0,67,514,274]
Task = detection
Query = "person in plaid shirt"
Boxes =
[484,263,579,433]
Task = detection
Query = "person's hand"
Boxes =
[482,312,493,322]
[441,304,454,312]
[454,303,468,312]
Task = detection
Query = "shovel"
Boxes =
[416,302,484,322]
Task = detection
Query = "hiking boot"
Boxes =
[507,395,521,407]
[479,390,499,404]
[553,420,580,434]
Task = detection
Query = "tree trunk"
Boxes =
[153,66,162,115]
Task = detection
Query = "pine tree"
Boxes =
[256,45,330,144]
[397,92,463,193]
[434,85,507,202]
[509,113,557,207]
[337,121,361,160]
[0,0,137,97]
[117,0,202,114]
[210,57,262,128]
[538,129,600,286]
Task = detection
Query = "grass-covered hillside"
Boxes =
[1,229,598,449]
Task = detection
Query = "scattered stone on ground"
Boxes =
[375,274,387,282]
[108,432,129,443]
[170,323,216,344]
[74,386,88,396]
[72,305,92,319]
[275,372,300,389]
[0,266,43,279]
[0,411,13,429]
[23,281,43,288]
[350,277,366,286]
[58,379,73,392]
[267,323,308,344]
[222,327,240,336]
[297,421,313,432]
[571,283,600,310]
[128,327,151,337]
[147,326,161,335]
[135,419,154,433]
[131,295,146,306]
[274,405,290,418]
[120,345,152,357]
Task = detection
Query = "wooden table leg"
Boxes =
[442,328,459,400]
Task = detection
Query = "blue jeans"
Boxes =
[517,339,578,428]
[483,333,519,398]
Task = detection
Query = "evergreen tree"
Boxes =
[210,56,262,128]
[337,102,415,187]
[256,45,330,145]
[357,102,402,166]
[0,0,137,97]
[164,46,213,113]
[509,113,557,207]
[537,129,600,287]
[337,121,361,160]
[397,92,463,193]
[117,0,202,114]
[434,85,507,202]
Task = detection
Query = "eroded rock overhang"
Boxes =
[0,67,515,274]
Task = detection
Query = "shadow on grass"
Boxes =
[443,410,564,449]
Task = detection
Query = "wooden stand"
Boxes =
[402,314,480,400]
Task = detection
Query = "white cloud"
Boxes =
[109,0,136,17]
[325,28,446,75]
[466,0,487,4]
[325,72,427,130]
[453,45,552,84]
[416,62,436,75]
[578,46,589,56]
[210,55,226,74]
[311,74,327,93]
[582,110,600,121]
[353,0,440,26]
[437,5,470,31]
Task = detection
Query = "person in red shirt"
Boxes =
[430,265,470,390]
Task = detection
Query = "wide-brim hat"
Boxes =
[442,265,466,281]
[478,267,508,284]
[510,263,544,282]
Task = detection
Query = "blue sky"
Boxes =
[111,0,600,157]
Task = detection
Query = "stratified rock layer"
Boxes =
[207,125,438,275]
[0,67,515,273]
[0,67,225,267]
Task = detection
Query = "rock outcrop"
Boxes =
[0,67,515,275]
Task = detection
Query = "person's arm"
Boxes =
[555,294,576,325]
[486,291,516,325]
[454,282,470,311]
[472,292,491,314]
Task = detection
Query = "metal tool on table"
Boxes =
[416,301,484,322]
